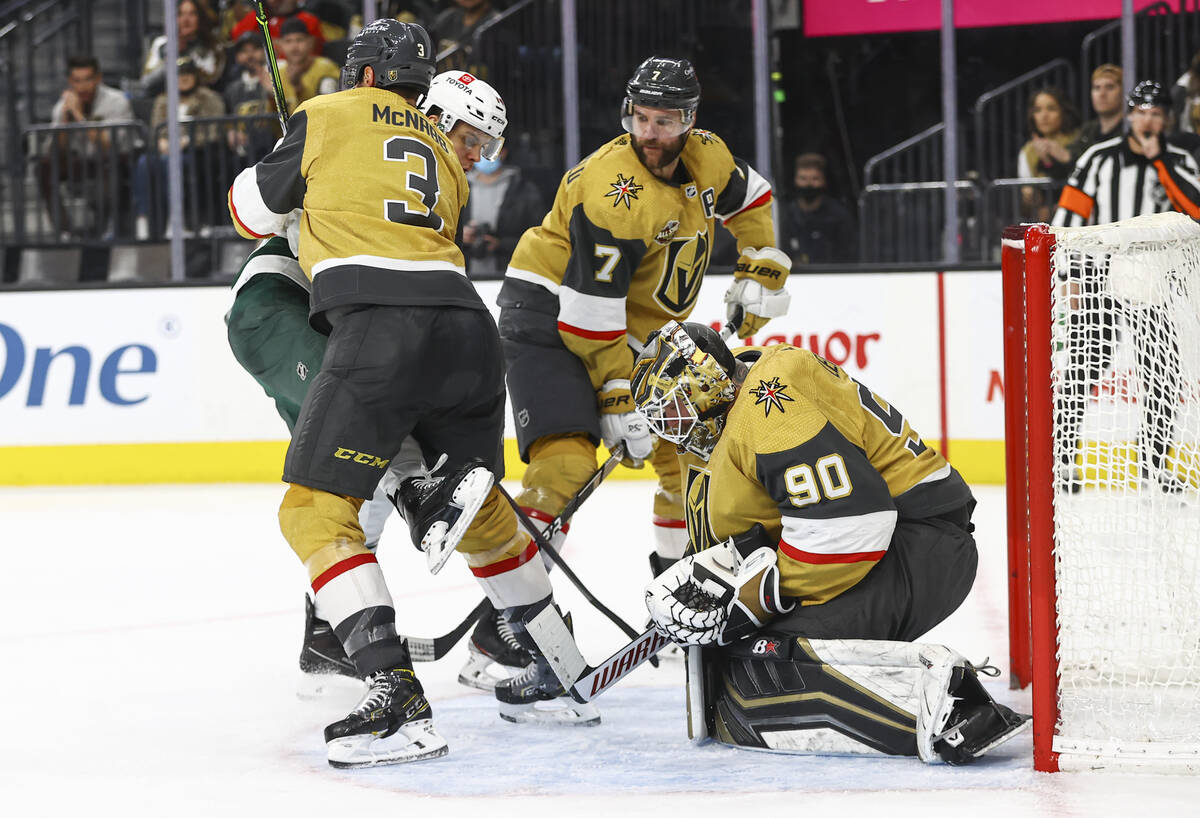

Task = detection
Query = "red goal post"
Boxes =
[1002,214,1200,774]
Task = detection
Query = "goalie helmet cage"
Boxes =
[1001,212,1200,773]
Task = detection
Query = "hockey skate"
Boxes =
[324,667,448,768]
[919,657,1031,764]
[389,454,494,574]
[457,603,533,692]
[298,596,362,699]
[494,608,600,726]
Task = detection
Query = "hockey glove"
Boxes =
[726,247,792,338]
[597,379,653,466]
[644,524,793,646]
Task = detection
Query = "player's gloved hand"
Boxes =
[644,524,793,646]
[725,247,792,338]
[282,207,303,256]
[597,379,653,467]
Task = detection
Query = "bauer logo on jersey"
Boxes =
[605,172,644,209]
[684,465,720,554]
[750,376,795,417]
[654,219,680,245]
[654,229,710,314]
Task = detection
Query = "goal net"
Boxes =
[1002,212,1200,773]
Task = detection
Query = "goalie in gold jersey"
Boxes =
[499,56,792,573]
[228,19,596,771]
[628,321,1030,764]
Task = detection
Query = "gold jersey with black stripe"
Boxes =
[228,86,479,328]
[681,345,972,606]
[505,130,775,389]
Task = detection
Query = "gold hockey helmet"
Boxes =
[631,320,737,460]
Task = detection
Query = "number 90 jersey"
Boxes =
[228,87,479,330]
[681,345,973,606]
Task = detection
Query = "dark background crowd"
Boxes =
[2,0,1200,284]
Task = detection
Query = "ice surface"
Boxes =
[1,482,1198,816]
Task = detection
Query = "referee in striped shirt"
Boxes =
[1051,80,1200,492]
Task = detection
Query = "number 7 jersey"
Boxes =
[682,345,973,606]
[228,86,479,328]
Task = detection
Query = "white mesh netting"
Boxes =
[1047,212,1200,768]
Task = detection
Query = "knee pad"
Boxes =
[516,433,597,517]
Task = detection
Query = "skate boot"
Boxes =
[298,595,361,699]
[457,602,534,692]
[324,667,448,768]
[923,660,1031,765]
[494,606,600,726]
[389,454,494,574]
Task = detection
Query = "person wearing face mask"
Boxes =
[134,56,227,239]
[463,146,546,277]
[779,152,856,265]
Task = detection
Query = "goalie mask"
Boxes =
[631,321,737,460]
[621,56,700,138]
[422,71,507,160]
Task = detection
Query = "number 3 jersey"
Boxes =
[228,87,479,329]
[504,130,775,390]
[683,345,973,606]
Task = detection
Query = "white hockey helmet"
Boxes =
[421,71,507,160]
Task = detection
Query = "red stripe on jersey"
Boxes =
[311,552,378,593]
[652,516,687,529]
[228,187,271,239]
[557,321,625,341]
[731,190,772,218]
[470,538,540,578]
[778,539,886,565]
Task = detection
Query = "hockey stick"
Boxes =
[497,481,662,667]
[254,1,290,132]
[403,597,490,662]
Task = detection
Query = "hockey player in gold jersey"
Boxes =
[629,321,1030,763]
[228,19,596,770]
[499,56,792,574]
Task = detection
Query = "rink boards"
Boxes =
[1,270,1009,485]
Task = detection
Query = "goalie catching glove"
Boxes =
[644,523,793,646]
[597,379,653,466]
[725,247,792,338]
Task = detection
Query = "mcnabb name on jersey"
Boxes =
[371,103,449,154]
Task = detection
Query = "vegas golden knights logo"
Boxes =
[684,465,719,555]
[654,229,710,314]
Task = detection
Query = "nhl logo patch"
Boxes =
[517,408,530,428]
[683,183,697,199]
[296,361,308,381]
[749,376,794,417]
[653,220,680,245]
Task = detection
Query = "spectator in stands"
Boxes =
[134,58,228,239]
[1016,86,1079,222]
[278,16,340,110]
[383,0,438,27]
[431,0,501,75]
[231,0,324,54]
[302,1,351,42]
[141,0,225,96]
[1069,64,1124,164]
[1169,53,1200,162]
[223,33,282,160]
[463,145,546,276]
[778,152,856,265]
[218,1,255,42]
[37,55,135,240]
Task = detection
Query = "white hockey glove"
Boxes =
[726,247,792,338]
[597,378,653,466]
[644,524,793,646]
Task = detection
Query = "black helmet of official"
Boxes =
[1127,80,1170,111]
[341,18,434,93]
[624,56,701,117]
